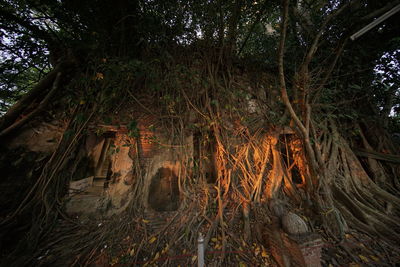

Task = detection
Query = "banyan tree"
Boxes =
[0,0,399,266]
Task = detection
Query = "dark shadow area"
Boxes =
[193,130,217,183]
[148,167,180,211]
[280,134,303,185]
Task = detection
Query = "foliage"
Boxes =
[0,0,398,124]
[0,0,400,266]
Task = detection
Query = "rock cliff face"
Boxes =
[8,120,64,153]
[62,116,194,217]
[4,115,195,217]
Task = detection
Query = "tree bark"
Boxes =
[0,61,73,133]
[0,72,62,138]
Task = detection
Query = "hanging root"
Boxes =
[3,58,400,266]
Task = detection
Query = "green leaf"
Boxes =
[349,84,361,90]
[103,117,112,124]
[210,99,218,106]
[127,120,138,131]
[63,129,74,139]
[75,113,86,123]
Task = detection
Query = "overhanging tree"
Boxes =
[0,0,399,266]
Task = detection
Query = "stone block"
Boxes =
[294,234,324,267]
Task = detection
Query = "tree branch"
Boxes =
[278,0,307,137]
[0,60,74,132]
[226,0,244,52]
[0,72,62,138]
[278,0,319,175]
[360,0,400,22]
[302,0,359,69]
[0,1,56,45]
[238,0,269,56]
[311,38,347,103]
[290,5,314,38]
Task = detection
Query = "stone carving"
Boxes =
[282,211,309,235]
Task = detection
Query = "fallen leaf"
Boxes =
[192,255,197,262]
[142,219,150,223]
[129,248,135,256]
[161,245,169,254]
[359,255,369,263]
[370,255,379,261]
[261,250,268,258]
[154,252,160,260]
[148,236,157,244]
[110,257,118,265]
[95,72,104,80]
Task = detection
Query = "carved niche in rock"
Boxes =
[148,167,180,211]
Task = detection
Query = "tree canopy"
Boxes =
[1,0,399,127]
[1,0,400,266]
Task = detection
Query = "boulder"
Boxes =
[282,212,309,235]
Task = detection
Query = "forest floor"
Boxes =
[33,211,400,267]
